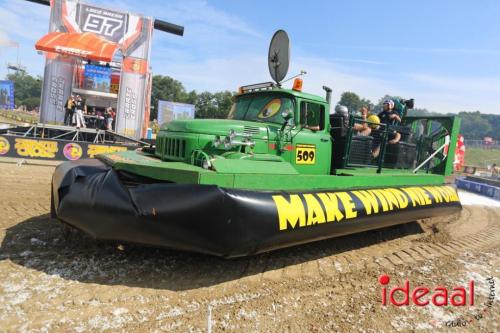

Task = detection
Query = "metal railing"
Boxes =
[341,116,422,173]
[463,139,500,149]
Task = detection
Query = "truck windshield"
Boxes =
[228,93,294,124]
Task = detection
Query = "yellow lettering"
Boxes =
[337,192,357,219]
[442,186,459,202]
[450,187,459,202]
[415,188,432,205]
[317,193,344,222]
[14,139,58,158]
[372,190,389,212]
[352,190,379,215]
[436,186,450,202]
[273,195,306,230]
[381,189,400,211]
[87,145,127,158]
[424,186,442,203]
[387,188,408,209]
[403,188,421,207]
[304,194,326,225]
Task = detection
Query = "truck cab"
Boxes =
[154,81,333,175]
[227,83,332,175]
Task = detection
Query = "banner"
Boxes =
[84,64,112,92]
[158,100,196,125]
[38,0,153,139]
[0,80,15,110]
[0,135,134,161]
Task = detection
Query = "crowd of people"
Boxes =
[64,94,116,130]
[333,99,404,158]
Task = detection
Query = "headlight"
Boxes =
[202,158,211,169]
[213,135,221,147]
[224,135,232,149]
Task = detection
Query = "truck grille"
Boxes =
[243,125,260,135]
[163,137,186,159]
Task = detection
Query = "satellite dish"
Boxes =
[268,30,290,85]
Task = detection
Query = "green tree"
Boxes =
[339,92,360,112]
[6,72,42,109]
[338,91,373,113]
[193,91,234,119]
[150,75,188,119]
[458,111,493,140]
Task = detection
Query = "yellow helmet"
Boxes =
[366,114,380,129]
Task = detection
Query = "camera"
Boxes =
[401,98,414,109]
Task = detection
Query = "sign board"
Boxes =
[84,64,112,92]
[0,80,15,110]
[0,135,134,161]
[157,100,195,125]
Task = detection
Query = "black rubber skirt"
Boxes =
[52,159,462,258]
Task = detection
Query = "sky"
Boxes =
[0,0,499,114]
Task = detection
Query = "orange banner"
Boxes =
[35,32,118,62]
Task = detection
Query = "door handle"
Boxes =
[320,137,330,142]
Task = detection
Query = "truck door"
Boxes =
[290,101,331,174]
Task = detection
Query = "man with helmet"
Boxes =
[334,104,371,136]
[372,99,402,158]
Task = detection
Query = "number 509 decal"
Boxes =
[295,144,316,164]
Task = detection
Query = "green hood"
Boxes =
[161,119,271,139]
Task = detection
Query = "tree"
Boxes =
[150,75,188,119]
[458,111,493,140]
[338,91,373,113]
[149,75,235,120]
[6,72,42,109]
[338,92,361,112]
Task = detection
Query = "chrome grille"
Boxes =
[243,125,260,136]
[163,137,186,159]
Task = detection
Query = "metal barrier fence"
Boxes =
[338,116,450,174]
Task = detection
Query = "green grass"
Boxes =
[465,147,500,167]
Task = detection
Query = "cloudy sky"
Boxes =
[1,0,499,113]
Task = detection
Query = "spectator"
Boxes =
[354,106,372,136]
[105,107,114,130]
[73,95,87,129]
[372,99,401,158]
[64,94,75,126]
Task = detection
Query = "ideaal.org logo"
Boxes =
[378,274,496,327]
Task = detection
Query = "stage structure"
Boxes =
[0,0,184,162]
[35,0,154,140]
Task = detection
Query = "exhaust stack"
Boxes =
[322,86,332,104]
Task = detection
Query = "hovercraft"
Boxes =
[51,31,462,257]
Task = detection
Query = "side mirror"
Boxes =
[281,109,293,121]
[280,109,294,132]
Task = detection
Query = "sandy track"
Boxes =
[0,161,498,332]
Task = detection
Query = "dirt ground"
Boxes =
[0,161,498,332]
